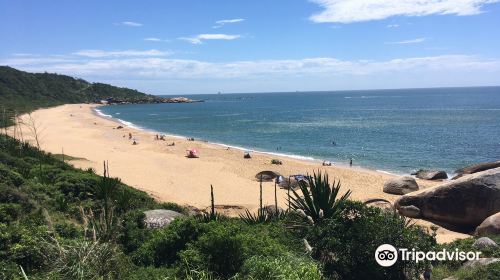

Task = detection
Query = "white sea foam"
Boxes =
[93,108,113,118]
[115,119,143,130]
[376,169,396,175]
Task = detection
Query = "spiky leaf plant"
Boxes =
[289,171,351,223]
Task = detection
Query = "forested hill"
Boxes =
[0,66,166,126]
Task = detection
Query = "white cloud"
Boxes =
[115,21,143,27]
[386,24,400,28]
[309,0,500,23]
[213,18,245,28]
[386,37,427,44]
[4,53,499,93]
[179,34,241,44]
[72,49,172,58]
[3,54,499,78]
[144,38,162,42]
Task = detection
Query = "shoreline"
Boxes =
[93,105,401,177]
[12,103,469,243]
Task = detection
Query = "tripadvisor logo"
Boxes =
[375,244,481,267]
[375,244,398,267]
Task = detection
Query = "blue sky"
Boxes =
[1,0,500,94]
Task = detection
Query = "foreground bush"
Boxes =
[236,254,323,280]
[305,201,435,279]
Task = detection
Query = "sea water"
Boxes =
[98,87,500,175]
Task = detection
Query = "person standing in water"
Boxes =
[349,158,353,167]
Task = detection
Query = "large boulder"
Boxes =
[363,198,393,212]
[412,169,448,180]
[453,161,500,180]
[473,237,498,250]
[383,176,419,195]
[263,205,284,214]
[475,212,500,237]
[143,209,184,229]
[395,168,500,233]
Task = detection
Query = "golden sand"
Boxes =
[10,104,469,243]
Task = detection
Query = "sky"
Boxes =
[1,0,500,95]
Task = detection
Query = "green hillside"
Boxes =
[0,66,161,127]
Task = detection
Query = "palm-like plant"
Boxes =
[289,171,351,223]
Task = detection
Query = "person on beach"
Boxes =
[155,134,159,140]
[132,140,137,145]
[128,133,132,140]
[349,158,353,167]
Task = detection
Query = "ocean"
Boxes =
[97,87,500,175]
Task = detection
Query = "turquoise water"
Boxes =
[98,87,500,175]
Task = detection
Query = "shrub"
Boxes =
[134,218,201,266]
[194,226,245,278]
[237,254,323,280]
[55,222,81,239]
[160,202,188,215]
[0,203,23,223]
[0,163,24,187]
[306,201,435,279]
[123,266,176,280]
[2,221,52,272]
[440,261,500,280]
[118,210,149,253]
[54,171,99,201]
[179,220,289,279]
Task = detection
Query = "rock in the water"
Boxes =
[476,212,500,236]
[463,258,500,268]
[383,176,419,195]
[255,171,281,182]
[453,161,500,180]
[412,169,448,180]
[395,167,500,233]
[473,237,498,250]
[143,209,184,229]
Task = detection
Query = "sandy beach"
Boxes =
[10,104,469,242]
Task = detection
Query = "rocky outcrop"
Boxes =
[453,161,500,180]
[143,209,184,229]
[412,169,448,180]
[476,212,500,236]
[101,96,203,105]
[395,168,500,233]
[473,237,498,250]
[383,176,419,195]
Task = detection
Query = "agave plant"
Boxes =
[289,172,351,223]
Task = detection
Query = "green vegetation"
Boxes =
[1,132,460,279]
[0,66,162,127]
[1,78,499,278]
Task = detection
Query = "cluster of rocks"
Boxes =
[379,161,500,236]
[393,167,500,235]
[98,96,203,105]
